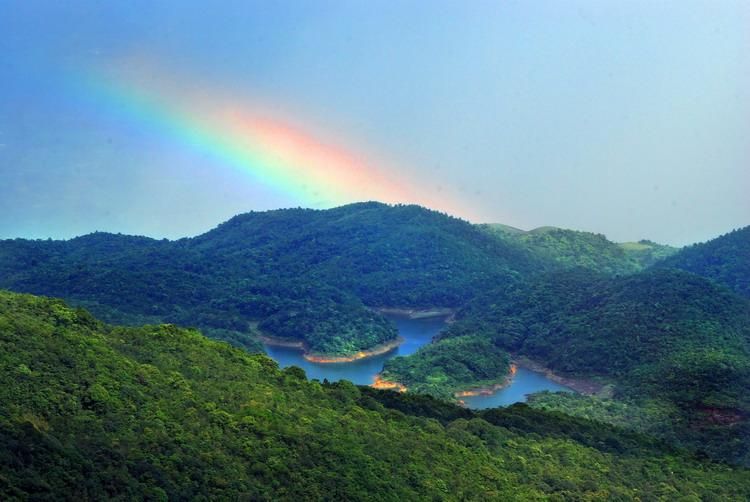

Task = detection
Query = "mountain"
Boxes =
[2,203,746,465]
[0,203,546,357]
[479,224,677,274]
[434,267,750,464]
[2,290,749,500]
[0,226,401,357]
[655,225,750,298]
[189,202,545,306]
[618,239,679,268]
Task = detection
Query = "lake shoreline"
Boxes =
[372,374,408,392]
[455,358,606,406]
[373,364,522,405]
[512,357,606,396]
[454,364,518,402]
[261,334,405,364]
[260,307,452,363]
[304,336,405,363]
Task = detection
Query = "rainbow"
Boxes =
[73,64,473,218]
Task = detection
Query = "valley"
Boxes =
[1,290,748,500]
[263,313,574,408]
[263,314,440,385]
[1,202,748,499]
[4,2,748,498]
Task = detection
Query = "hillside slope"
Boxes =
[656,225,750,298]
[0,203,544,357]
[1,290,748,500]
[439,268,750,464]
[479,224,676,274]
[190,202,544,306]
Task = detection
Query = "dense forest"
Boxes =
[0,203,546,357]
[0,203,689,358]
[381,336,511,400]
[432,268,750,464]
[656,225,750,298]
[479,224,677,274]
[2,290,749,500]
[1,203,748,469]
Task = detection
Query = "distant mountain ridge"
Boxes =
[0,203,546,356]
[479,223,677,274]
[188,202,545,306]
[0,203,739,359]
[655,225,750,298]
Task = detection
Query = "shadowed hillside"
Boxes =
[0,203,546,357]
[655,225,750,298]
[435,268,750,464]
[1,290,748,500]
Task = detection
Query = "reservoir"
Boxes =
[459,367,573,409]
[264,314,573,407]
[264,315,444,385]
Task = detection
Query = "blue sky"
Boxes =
[0,0,748,245]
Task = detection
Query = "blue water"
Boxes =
[460,367,573,409]
[264,315,573,407]
[264,315,445,385]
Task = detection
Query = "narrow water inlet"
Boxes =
[264,315,574,408]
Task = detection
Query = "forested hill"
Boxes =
[0,203,546,357]
[656,225,750,298]
[2,290,749,500]
[188,202,545,305]
[479,224,677,274]
[440,267,750,464]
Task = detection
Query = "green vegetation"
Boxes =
[381,336,511,400]
[619,239,678,268]
[190,202,544,306]
[256,288,396,355]
[0,203,688,360]
[2,290,749,500]
[447,268,750,377]
[480,224,676,274]
[656,225,750,298]
[527,392,681,442]
[1,202,747,471]
[439,268,750,464]
[0,203,543,357]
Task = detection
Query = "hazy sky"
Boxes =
[1,1,748,245]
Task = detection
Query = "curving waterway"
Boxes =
[459,367,572,409]
[263,314,573,408]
